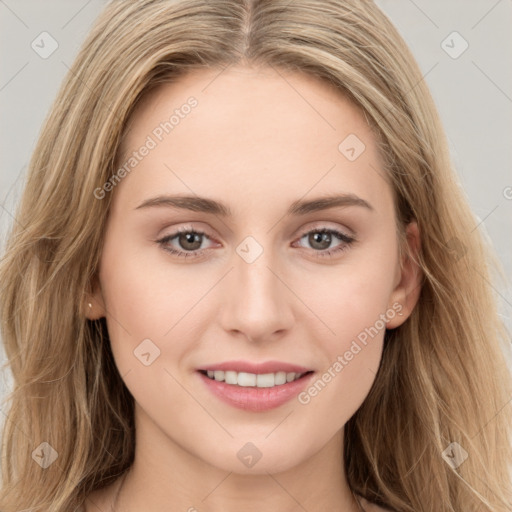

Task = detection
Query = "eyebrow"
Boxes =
[134,193,373,216]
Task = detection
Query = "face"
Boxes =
[89,64,418,475]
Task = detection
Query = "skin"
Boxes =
[85,64,421,512]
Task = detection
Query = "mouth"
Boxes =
[196,362,315,412]
[198,369,314,388]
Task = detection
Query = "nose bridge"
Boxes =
[219,235,294,342]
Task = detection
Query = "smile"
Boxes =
[196,361,315,412]
[199,369,312,388]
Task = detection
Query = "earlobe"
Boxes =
[386,221,422,329]
[84,277,106,320]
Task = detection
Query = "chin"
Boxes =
[199,438,310,476]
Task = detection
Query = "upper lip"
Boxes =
[198,360,313,374]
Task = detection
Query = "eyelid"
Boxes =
[158,220,355,243]
[159,223,215,239]
[162,225,215,240]
[294,220,355,239]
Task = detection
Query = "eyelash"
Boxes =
[156,226,356,260]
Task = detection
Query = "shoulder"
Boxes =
[358,495,396,512]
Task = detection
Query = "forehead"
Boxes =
[113,65,392,216]
[124,64,374,146]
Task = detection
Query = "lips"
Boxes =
[198,360,312,374]
[196,360,315,412]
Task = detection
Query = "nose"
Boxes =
[219,243,295,344]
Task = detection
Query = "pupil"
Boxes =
[181,232,201,250]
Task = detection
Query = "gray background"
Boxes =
[0,0,511,430]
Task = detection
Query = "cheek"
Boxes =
[292,239,397,403]
[294,270,391,433]
[297,243,397,346]
[98,242,208,421]
[98,227,193,370]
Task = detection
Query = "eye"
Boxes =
[156,225,356,260]
[156,226,215,259]
[293,227,356,258]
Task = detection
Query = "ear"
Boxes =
[386,221,422,329]
[84,274,106,320]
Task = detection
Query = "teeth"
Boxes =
[237,372,256,386]
[286,372,296,383]
[225,371,238,385]
[204,370,307,387]
[256,373,274,387]
[274,371,287,385]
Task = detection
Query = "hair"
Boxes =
[0,0,511,510]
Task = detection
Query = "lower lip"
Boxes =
[197,371,315,412]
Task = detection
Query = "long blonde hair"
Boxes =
[1,1,511,510]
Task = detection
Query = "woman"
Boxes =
[0,1,510,511]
